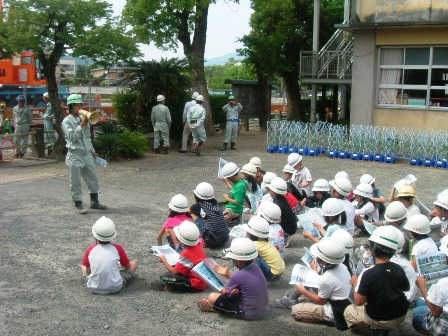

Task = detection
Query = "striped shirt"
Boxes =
[198,200,229,247]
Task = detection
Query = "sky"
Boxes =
[107,0,253,61]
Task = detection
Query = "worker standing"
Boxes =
[13,95,33,158]
[151,95,171,154]
[220,95,242,151]
[42,92,56,149]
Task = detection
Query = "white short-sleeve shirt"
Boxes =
[411,237,439,257]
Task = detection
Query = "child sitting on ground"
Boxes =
[404,214,438,271]
[389,184,420,218]
[261,172,277,202]
[287,153,313,197]
[196,237,269,320]
[257,200,286,257]
[353,183,379,236]
[240,163,263,214]
[329,176,356,236]
[81,216,138,294]
[360,174,386,219]
[249,156,266,186]
[429,191,448,238]
[156,194,192,248]
[242,216,285,282]
[282,164,307,206]
[153,220,207,292]
[190,182,229,248]
[307,179,331,208]
[220,162,248,224]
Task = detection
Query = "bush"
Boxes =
[92,133,123,162]
[117,131,148,158]
[113,90,139,131]
[209,94,230,128]
[97,120,123,135]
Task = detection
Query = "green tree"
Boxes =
[241,0,344,121]
[205,59,256,90]
[0,0,141,160]
[122,0,240,135]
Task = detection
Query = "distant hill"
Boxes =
[205,52,244,66]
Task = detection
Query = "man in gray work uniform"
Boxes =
[13,95,33,158]
[151,95,172,154]
[220,95,242,151]
[62,94,107,214]
[179,91,199,153]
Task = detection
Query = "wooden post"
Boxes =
[32,129,45,158]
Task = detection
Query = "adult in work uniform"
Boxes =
[13,95,33,158]
[186,95,206,156]
[220,95,242,151]
[179,92,199,153]
[151,95,171,154]
[42,92,56,149]
[62,94,107,214]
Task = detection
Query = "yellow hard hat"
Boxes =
[397,185,416,198]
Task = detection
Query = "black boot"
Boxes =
[74,200,87,214]
[230,142,237,150]
[220,142,228,151]
[154,147,161,154]
[90,193,107,210]
[196,140,203,156]
[162,147,168,154]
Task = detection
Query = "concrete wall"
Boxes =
[376,26,448,45]
[350,29,377,126]
[373,108,448,130]
[355,0,448,24]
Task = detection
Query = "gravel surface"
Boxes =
[1,129,444,336]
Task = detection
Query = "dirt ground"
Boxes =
[1,128,445,336]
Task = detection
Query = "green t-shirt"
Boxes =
[225,179,248,215]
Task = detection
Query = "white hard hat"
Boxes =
[262,172,277,186]
[354,183,374,198]
[194,182,214,200]
[329,177,352,196]
[156,95,165,102]
[403,214,431,234]
[331,229,354,253]
[360,173,375,185]
[192,92,199,99]
[92,216,116,242]
[287,153,302,167]
[225,237,258,261]
[434,193,448,210]
[384,201,407,222]
[369,226,400,252]
[196,95,204,102]
[311,179,330,192]
[310,237,345,264]
[397,185,416,198]
[222,162,239,178]
[241,163,257,177]
[269,177,288,195]
[391,226,405,253]
[168,194,189,212]
[43,92,49,99]
[321,198,344,216]
[335,171,349,180]
[242,216,270,238]
[439,235,448,256]
[173,220,200,246]
[257,201,281,223]
[282,164,295,174]
[249,157,262,168]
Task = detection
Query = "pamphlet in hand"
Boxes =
[151,245,180,266]
[301,247,321,272]
[218,158,228,179]
[289,264,320,288]
[298,209,325,238]
[229,225,247,239]
[192,258,228,291]
[393,174,417,191]
[415,251,448,290]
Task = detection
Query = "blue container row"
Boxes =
[409,157,448,167]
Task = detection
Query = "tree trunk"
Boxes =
[256,67,269,131]
[178,1,215,136]
[282,71,303,121]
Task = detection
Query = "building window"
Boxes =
[377,46,448,109]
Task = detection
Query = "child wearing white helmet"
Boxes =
[242,217,285,282]
[307,179,331,208]
[303,198,348,244]
[220,162,248,224]
[261,172,277,202]
[329,176,356,236]
[331,229,355,277]
[81,216,138,294]
[413,235,448,336]
[344,226,410,331]
[404,214,438,271]
[196,237,269,320]
[189,182,229,248]
[154,221,207,292]
[353,183,380,237]
[240,163,263,214]
[359,174,386,218]
[156,194,194,249]
[389,184,421,218]
[282,164,307,206]
[287,153,313,196]
[287,238,352,331]
[429,191,448,239]
[257,201,286,256]
[249,156,266,186]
